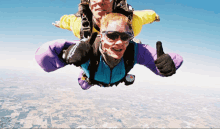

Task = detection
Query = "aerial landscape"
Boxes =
[1,0,220,128]
[1,69,220,128]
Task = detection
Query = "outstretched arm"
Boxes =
[35,39,79,72]
[132,10,160,37]
[52,21,63,29]
[133,9,160,25]
[52,14,81,38]
[52,15,77,31]
[136,42,183,76]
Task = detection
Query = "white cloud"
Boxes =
[129,63,220,89]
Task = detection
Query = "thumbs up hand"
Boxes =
[154,41,176,77]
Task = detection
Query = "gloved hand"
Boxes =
[63,32,98,66]
[154,41,176,77]
[35,39,77,72]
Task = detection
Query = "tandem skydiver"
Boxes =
[35,13,183,90]
[52,0,160,42]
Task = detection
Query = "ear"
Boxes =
[101,35,105,43]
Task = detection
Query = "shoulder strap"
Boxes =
[78,1,93,40]
[88,36,102,82]
[123,41,135,74]
[93,20,100,32]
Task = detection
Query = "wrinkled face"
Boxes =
[90,0,113,21]
[100,20,133,59]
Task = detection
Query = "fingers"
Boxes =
[154,54,167,64]
[89,32,98,45]
[155,42,176,77]
[156,41,165,58]
[157,59,175,72]
[52,22,57,26]
[52,23,60,28]
[55,21,60,24]
[158,64,172,73]
[155,59,167,69]
[155,15,160,22]
[52,21,60,28]
[159,62,176,77]
[160,67,176,77]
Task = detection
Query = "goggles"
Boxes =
[102,31,134,42]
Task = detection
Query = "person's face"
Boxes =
[90,0,113,21]
[100,20,133,59]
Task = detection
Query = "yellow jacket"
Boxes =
[59,10,159,39]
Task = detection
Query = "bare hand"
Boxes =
[52,21,60,28]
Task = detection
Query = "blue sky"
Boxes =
[0,0,219,88]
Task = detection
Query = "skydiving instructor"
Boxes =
[53,0,160,40]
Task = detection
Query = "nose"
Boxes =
[114,38,124,45]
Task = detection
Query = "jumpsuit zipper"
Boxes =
[109,68,113,85]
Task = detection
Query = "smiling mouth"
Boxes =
[96,8,107,11]
[112,48,122,52]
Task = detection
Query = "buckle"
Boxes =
[98,83,112,87]
[98,83,104,87]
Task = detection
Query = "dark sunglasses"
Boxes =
[102,31,134,41]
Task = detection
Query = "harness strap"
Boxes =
[93,20,100,32]
[124,40,135,74]
[82,72,125,87]
[88,36,101,83]
[78,0,93,40]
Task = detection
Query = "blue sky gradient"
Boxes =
[0,0,219,88]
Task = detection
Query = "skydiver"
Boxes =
[52,0,160,42]
[35,13,183,90]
